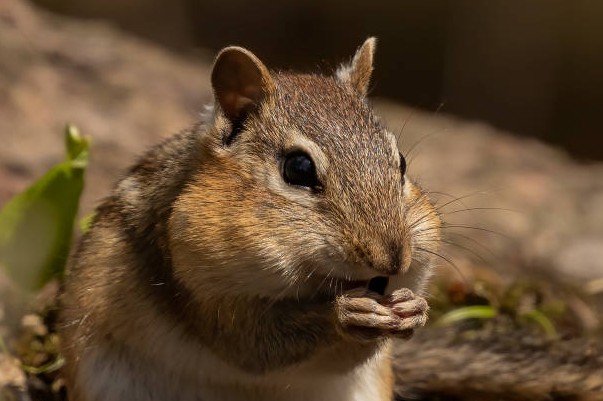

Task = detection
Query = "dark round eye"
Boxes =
[399,152,407,176]
[282,152,320,189]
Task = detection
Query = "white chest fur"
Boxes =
[75,324,389,401]
[76,348,387,401]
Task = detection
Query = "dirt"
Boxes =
[0,0,602,400]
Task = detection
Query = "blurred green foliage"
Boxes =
[0,125,89,291]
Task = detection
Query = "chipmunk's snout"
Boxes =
[359,240,411,277]
[367,276,389,295]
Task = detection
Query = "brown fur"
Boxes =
[60,38,441,401]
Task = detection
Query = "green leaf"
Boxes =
[65,124,90,168]
[0,124,89,291]
[520,309,557,339]
[78,212,96,234]
[21,355,65,375]
[435,305,498,327]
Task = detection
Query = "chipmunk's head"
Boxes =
[169,38,441,301]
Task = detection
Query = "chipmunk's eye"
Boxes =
[399,152,407,177]
[282,151,320,189]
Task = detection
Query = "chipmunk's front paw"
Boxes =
[335,288,428,342]
[381,288,429,339]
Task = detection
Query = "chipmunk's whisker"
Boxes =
[415,247,467,284]
[439,206,519,216]
[433,191,490,212]
[395,108,416,146]
[441,224,511,240]
[312,267,335,299]
[405,128,450,168]
[439,239,490,265]
[408,211,439,230]
[445,232,498,260]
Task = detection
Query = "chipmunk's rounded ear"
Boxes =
[211,47,274,122]
[336,37,376,96]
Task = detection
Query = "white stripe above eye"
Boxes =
[283,130,330,175]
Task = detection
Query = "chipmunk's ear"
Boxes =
[336,37,376,96]
[211,47,274,122]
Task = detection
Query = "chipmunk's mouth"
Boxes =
[333,276,389,296]
[367,276,389,295]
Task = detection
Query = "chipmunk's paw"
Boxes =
[335,288,428,342]
[380,288,429,340]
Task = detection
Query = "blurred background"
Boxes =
[1,0,602,303]
[29,0,603,161]
[1,0,602,304]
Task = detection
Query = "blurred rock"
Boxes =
[1,0,602,288]
[0,0,211,212]
[0,353,30,401]
[394,326,603,400]
[30,0,603,161]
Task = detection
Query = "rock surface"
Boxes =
[394,326,603,401]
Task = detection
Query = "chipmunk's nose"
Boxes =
[386,241,412,275]
[364,240,412,276]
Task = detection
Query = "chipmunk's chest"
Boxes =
[186,345,390,401]
[77,340,389,401]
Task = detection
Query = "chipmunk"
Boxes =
[59,38,442,401]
